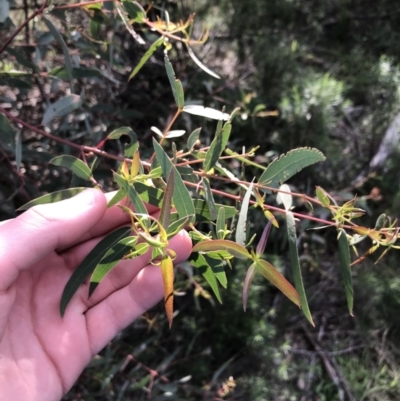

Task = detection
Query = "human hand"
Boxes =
[0,189,192,401]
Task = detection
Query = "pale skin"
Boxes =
[0,189,192,401]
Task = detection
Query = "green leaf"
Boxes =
[192,239,251,260]
[216,207,226,240]
[236,182,253,246]
[203,122,231,172]
[316,186,331,207]
[113,173,149,228]
[122,0,146,22]
[153,138,195,222]
[50,155,93,180]
[60,226,131,316]
[255,259,301,308]
[17,188,87,210]
[164,56,184,109]
[107,127,138,158]
[167,215,193,238]
[129,36,163,80]
[190,253,222,303]
[89,236,137,296]
[193,199,237,222]
[134,182,163,207]
[42,17,74,92]
[183,105,230,120]
[187,127,201,150]
[204,254,227,288]
[286,212,314,325]
[338,229,353,315]
[0,112,15,149]
[107,188,127,208]
[159,169,174,229]
[259,148,326,189]
[42,94,82,126]
[202,178,217,220]
[115,1,145,44]
[161,255,174,328]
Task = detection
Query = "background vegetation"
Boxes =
[2,0,400,399]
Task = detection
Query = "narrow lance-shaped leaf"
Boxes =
[107,127,139,158]
[193,199,237,223]
[134,182,163,207]
[182,105,230,121]
[256,259,301,308]
[286,212,314,326]
[203,121,231,172]
[259,148,326,189]
[89,236,138,296]
[107,188,127,208]
[60,226,131,316]
[18,188,87,211]
[50,155,93,181]
[202,177,217,220]
[236,182,254,246]
[337,229,354,315]
[161,255,175,327]
[153,138,195,222]
[129,36,163,80]
[277,184,293,211]
[243,263,256,311]
[216,207,226,240]
[186,45,221,79]
[122,0,146,22]
[187,127,201,150]
[42,17,74,92]
[113,173,149,229]
[192,239,251,260]
[164,56,184,109]
[256,220,272,255]
[190,253,222,303]
[159,169,174,229]
[42,95,82,126]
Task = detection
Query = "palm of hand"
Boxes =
[0,190,191,401]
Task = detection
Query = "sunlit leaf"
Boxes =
[134,182,163,207]
[42,17,74,92]
[190,253,222,303]
[286,212,314,325]
[107,127,138,157]
[192,239,251,260]
[115,0,145,44]
[153,138,195,222]
[259,148,326,189]
[183,105,230,121]
[316,186,331,207]
[122,0,146,22]
[276,184,292,211]
[243,263,256,311]
[338,229,354,315]
[129,36,163,80]
[107,188,127,208]
[164,56,184,108]
[186,45,221,79]
[42,94,82,126]
[18,188,87,211]
[89,236,137,296]
[50,155,92,180]
[236,182,254,246]
[256,259,301,308]
[161,255,175,327]
[113,173,149,228]
[167,215,193,238]
[165,130,186,139]
[60,226,131,316]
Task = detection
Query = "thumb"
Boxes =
[0,189,107,291]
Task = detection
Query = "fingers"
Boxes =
[0,189,107,291]
[83,230,192,355]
